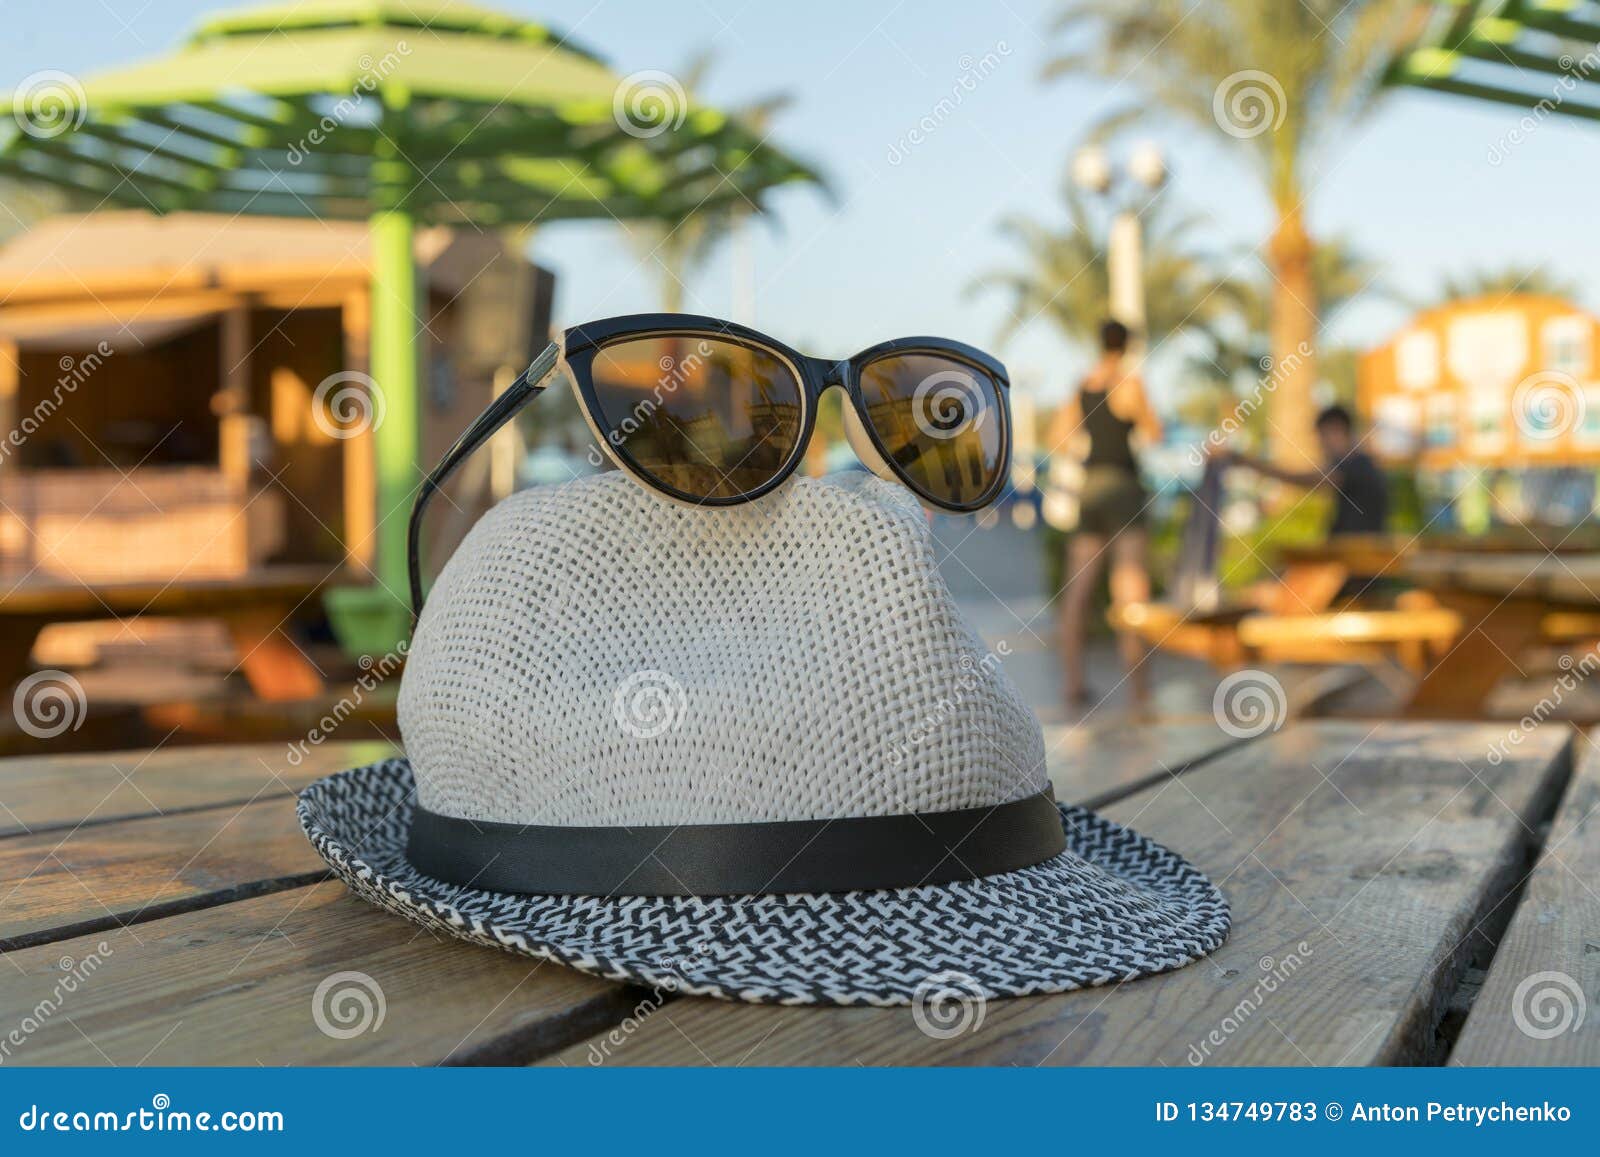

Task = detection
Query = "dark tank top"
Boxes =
[1081,385,1138,471]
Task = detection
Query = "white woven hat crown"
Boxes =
[398,471,1046,828]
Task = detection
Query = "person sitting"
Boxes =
[1221,404,1389,538]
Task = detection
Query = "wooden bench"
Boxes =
[0,724,1590,1066]
[1112,547,1463,677]
[1234,605,1462,672]
[0,568,344,702]
[1109,601,1255,668]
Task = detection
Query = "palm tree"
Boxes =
[969,182,1248,353]
[1190,236,1382,379]
[622,51,814,313]
[1182,236,1379,443]
[1431,264,1581,307]
[1046,0,1410,467]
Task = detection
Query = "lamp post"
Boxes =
[1070,141,1167,364]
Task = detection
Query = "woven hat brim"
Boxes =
[298,760,1231,1006]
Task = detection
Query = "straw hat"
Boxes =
[299,472,1228,1004]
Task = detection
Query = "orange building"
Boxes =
[1358,295,1600,468]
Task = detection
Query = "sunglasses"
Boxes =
[409,313,1012,619]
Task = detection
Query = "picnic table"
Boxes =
[1394,551,1600,720]
[1307,548,1600,720]
[0,568,341,703]
[0,720,1594,1066]
[1272,542,1600,721]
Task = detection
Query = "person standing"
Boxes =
[1048,319,1163,711]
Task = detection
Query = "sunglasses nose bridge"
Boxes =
[810,358,851,396]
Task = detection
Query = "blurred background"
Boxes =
[3,0,1600,754]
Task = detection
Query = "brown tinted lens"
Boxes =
[586,335,805,500]
[856,353,1006,506]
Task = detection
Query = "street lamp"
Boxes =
[1071,141,1167,364]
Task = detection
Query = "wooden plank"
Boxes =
[0,569,338,617]
[1237,609,1462,648]
[1110,602,1248,668]
[1407,552,1600,608]
[0,739,395,838]
[0,796,324,950]
[139,686,398,745]
[1043,721,1245,809]
[541,721,1569,1067]
[220,604,328,701]
[1451,727,1600,1065]
[0,881,641,1066]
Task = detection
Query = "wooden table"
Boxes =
[1,722,1594,1066]
[1397,551,1600,720]
[0,568,343,703]
[1272,544,1600,720]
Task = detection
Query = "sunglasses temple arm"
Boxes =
[407,341,563,628]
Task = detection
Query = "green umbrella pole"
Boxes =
[370,205,420,608]
[323,199,421,657]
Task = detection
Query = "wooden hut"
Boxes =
[0,211,553,583]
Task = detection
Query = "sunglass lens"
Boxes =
[586,336,805,501]
[856,353,1007,508]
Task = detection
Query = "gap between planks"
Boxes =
[1391,725,1575,1064]
[0,870,331,954]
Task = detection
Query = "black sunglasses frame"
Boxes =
[409,313,1012,622]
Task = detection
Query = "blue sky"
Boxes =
[5,0,1598,406]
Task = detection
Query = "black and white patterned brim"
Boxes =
[298,760,1231,1006]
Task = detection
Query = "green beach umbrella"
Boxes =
[1,0,818,649]
[1389,0,1600,123]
